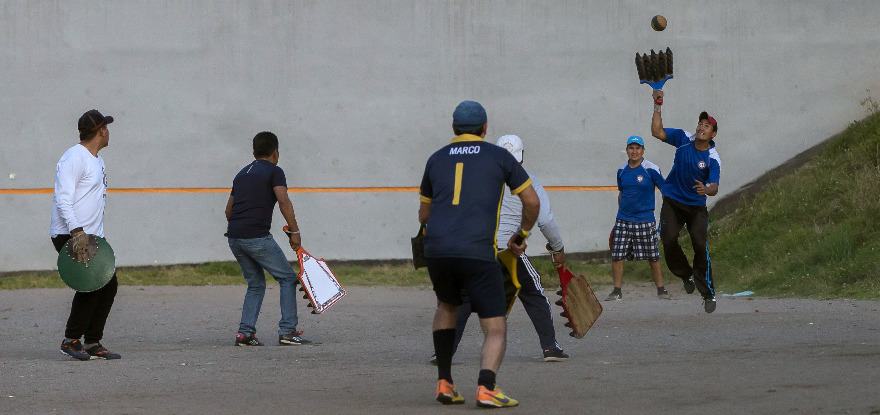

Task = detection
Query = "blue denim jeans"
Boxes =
[227,235,299,335]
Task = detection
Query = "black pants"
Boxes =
[453,254,560,353]
[658,196,715,298]
[52,235,118,344]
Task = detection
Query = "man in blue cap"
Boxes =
[606,135,668,301]
[419,101,539,408]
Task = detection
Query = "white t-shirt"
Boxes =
[496,173,564,251]
[49,144,107,237]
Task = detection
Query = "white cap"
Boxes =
[496,135,524,162]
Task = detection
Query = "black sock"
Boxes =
[611,287,622,294]
[433,329,456,382]
[657,286,666,294]
[478,369,496,390]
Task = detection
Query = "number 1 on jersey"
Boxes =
[452,162,463,205]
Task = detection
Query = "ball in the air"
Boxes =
[651,15,667,31]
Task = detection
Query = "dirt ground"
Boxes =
[1,283,879,414]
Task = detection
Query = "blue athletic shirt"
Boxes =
[419,134,532,261]
[227,159,288,239]
[662,128,721,207]
[616,158,664,223]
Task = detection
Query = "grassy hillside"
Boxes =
[709,103,880,299]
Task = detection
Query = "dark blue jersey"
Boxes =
[616,158,664,223]
[227,159,287,239]
[662,128,721,207]
[419,134,532,261]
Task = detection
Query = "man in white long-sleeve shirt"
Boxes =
[49,109,121,361]
[441,134,569,363]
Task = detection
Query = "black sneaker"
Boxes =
[60,339,91,361]
[279,331,312,345]
[703,297,717,313]
[543,349,569,362]
[235,332,263,346]
[658,288,671,300]
[683,278,696,294]
[85,344,121,360]
[605,291,622,301]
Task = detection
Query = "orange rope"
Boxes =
[0,186,616,194]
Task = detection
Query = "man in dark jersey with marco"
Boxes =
[419,101,539,408]
[650,89,722,313]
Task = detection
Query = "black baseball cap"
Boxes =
[78,109,114,134]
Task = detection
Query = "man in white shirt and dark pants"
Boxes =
[50,109,121,360]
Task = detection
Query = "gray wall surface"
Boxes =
[2,1,879,271]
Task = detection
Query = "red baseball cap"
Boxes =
[699,111,717,132]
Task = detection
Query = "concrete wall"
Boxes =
[2,1,879,271]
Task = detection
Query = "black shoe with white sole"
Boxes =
[703,297,717,313]
[683,278,696,294]
[543,349,569,362]
[279,331,313,345]
[235,332,263,346]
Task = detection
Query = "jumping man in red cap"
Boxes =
[650,89,722,313]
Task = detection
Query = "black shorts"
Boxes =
[426,257,507,318]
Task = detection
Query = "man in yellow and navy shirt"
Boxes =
[419,100,539,408]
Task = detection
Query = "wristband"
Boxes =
[516,228,530,240]
[545,242,563,254]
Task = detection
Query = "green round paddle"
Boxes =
[57,235,116,292]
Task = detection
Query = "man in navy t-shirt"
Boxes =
[226,132,313,346]
[419,101,539,407]
[606,135,669,301]
[650,89,722,313]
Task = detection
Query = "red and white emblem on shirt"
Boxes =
[636,175,644,182]
[698,161,706,169]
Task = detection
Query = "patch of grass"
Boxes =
[709,104,880,299]
[0,262,247,290]
[0,258,620,291]
[0,271,68,290]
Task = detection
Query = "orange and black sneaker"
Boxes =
[475,385,519,408]
[60,339,91,361]
[85,343,121,360]
[435,379,464,405]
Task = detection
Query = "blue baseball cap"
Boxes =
[452,101,487,129]
[626,135,645,147]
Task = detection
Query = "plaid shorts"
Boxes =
[611,218,660,261]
